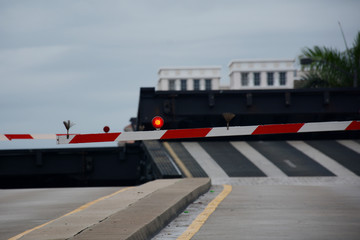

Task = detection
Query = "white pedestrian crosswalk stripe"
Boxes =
[230,141,287,177]
[337,140,360,154]
[182,142,229,183]
[287,141,358,177]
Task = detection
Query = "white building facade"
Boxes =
[157,59,297,91]
[157,66,221,91]
[229,59,296,89]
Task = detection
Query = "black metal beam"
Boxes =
[0,143,146,188]
[136,88,360,131]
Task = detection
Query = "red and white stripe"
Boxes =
[1,120,359,144]
[56,120,360,144]
[0,134,56,141]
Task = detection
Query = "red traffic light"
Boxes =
[152,116,164,130]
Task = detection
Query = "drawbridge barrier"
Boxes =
[1,120,359,144]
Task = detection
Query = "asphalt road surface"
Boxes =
[181,140,360,183]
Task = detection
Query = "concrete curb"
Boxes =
[128,178,211,240]
[71,178,211,240]
[68,178,210,240]
[19,178,210,240]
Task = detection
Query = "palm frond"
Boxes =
[299,31,360,88]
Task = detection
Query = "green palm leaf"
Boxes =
[299,32,360,88]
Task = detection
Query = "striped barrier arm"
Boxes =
[1,120,359,144]
[0,134,57,141]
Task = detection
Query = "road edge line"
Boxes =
[177,184,232,240]
[163,142,193,178]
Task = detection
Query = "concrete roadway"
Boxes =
[192,184,360,240]
[2,139,360,239]
[0,187,122,240]
[1,178,211,240]
[154,140,360,240]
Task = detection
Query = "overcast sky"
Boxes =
[1,0,359,149]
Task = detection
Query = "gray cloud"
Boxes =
[1,0,359,149]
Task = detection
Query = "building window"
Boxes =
[169,79,176,90]
[205,79,212,90]
[254,72,260,86]
[241,72,249,86]
[181,79,187,91]
[193,79,200,90]
[267,72,274,86]
[280,72,286,85]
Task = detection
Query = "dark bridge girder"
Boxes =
[136,87,360,131]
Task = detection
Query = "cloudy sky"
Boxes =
[1,0,359,149]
